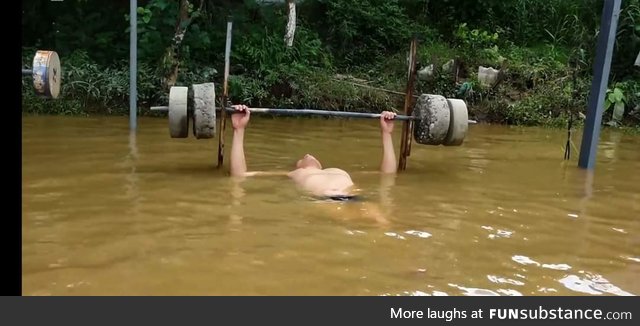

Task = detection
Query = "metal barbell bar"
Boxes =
[151,84,474,146]
[22,50,62,99]
[150,105,477,123]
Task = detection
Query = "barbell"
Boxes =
[22,50,62,99]
[151,83,474,146]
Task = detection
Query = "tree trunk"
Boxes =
[284,0,296,47]
[160,0,194,91]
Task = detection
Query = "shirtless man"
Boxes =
[229,105,398,200]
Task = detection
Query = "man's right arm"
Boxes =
[229,106,288,178]
[230,105,250,177]
[379,111,397,174]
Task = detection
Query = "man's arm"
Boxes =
[379,111,397,174]
[229,105,289,178]
[243,171,289,177]
[230,105,250,177]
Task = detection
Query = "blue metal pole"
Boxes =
[578,0,621,169]
[129,0,138,131]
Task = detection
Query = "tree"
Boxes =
[284,0,296,47]
[160,0,204,90]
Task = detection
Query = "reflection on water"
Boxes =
[559,273,634,296]
[22,116,640,296]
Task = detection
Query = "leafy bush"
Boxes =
[19,0,640,130]
[303,0,426,66]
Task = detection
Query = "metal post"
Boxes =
[129,0,138,132]
[217,20,233,168]
[398,37,418,171]
[578,0,621,169]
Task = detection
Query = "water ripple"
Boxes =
[559,274,634,296]
[405,230,432,239]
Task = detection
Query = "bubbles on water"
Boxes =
[483,226,514,239]
[541,263,572,271]
[512,255,572,271]
[381,290,449,296]
[377,230,433,240]
[405,230,432,239]
[405,291,449,297]
[496,230,513,237]
[622,256,640,263]
[497,289,523,296]
[48,258,68,269]
[537,287,558,294]
[66,280,91,289]
[559,274,634,296]
[512,255,540,266]
[450,283,523,296]
[344,230,366,236]
[448,283,500,296]
[487,275,525,286]
[384,232,406,240]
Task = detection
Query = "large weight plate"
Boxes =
[32,50,61,99]
[444,99,469,146]
[413,94,450,145]
[169,86,189,138]
[192,83,216,139]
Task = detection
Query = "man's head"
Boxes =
[296,154,322,169]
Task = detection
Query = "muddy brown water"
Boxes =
[22,115,640,296]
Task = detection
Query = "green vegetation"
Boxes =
[22,0,640,128]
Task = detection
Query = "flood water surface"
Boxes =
[22,115,640,295]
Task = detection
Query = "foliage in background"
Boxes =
[21,0,640,128]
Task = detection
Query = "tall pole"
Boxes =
[129,0,138,131]
[578,0,621,169]
[398,37,417,171]
[217,20,233,168]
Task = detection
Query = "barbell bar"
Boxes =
[154,105,420,120]
[152,104,477,124]
[21,50,62,99]
[151,84,475,146]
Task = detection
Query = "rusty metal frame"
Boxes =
[398,37,418,171]
[217,20,233,168]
